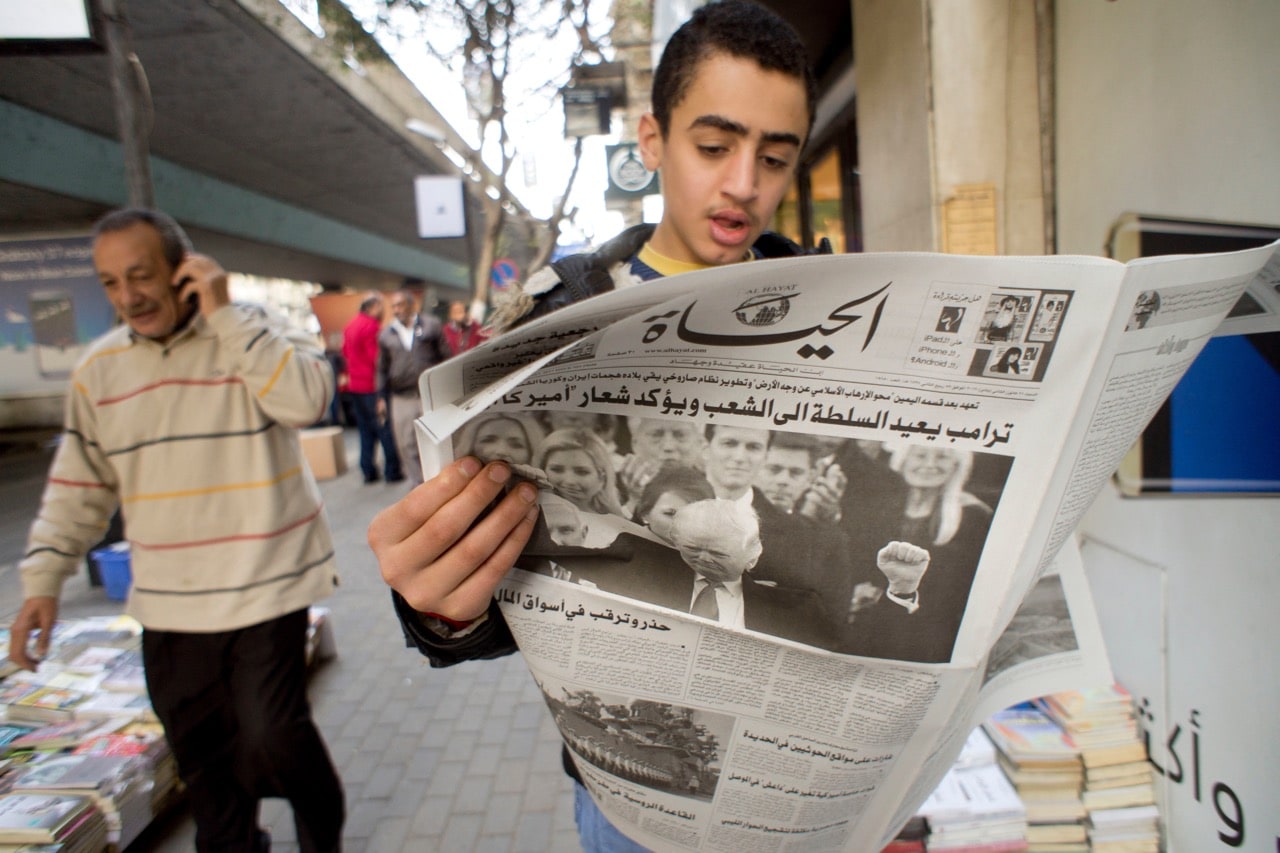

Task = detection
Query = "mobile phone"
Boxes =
[174,275,198,307]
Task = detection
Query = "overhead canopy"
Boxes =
[0,0,480,292]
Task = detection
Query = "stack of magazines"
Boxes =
[983,704,1086,851]
[1034,685,1158,852]
[916,728,1028,851]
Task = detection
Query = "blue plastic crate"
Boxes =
[90,543,131,601]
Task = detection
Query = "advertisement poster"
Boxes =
[0,235,116,393]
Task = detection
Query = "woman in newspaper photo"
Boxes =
[454,411,545,467]
[534,428,627,516]
[842,445,997,663]
[991,346,1023,375]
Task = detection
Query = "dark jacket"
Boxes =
[377,313,446,399]
[520,528,839,650]
[393,225,824,666]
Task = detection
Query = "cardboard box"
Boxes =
[300,426,347,480]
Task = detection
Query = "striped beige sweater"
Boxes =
[20,303,338,632]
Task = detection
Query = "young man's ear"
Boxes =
[637,112,664,172]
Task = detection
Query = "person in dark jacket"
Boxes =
[378,289,446,487]
[371,2,822,848]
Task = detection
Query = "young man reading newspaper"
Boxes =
[370,2,835,847]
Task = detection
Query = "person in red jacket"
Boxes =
[342,294,403,483]
[442,300,487,357]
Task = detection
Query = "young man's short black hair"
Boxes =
[651,0,817,139]
[92,207,193,270]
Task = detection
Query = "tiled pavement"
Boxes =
[0,430,580,852]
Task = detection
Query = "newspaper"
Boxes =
[411,241,1278,851]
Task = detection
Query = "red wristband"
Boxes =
[422,611,474,631]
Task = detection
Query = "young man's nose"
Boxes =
[722,151,759,201]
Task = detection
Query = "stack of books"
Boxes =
[4,717,132,755]
[983,704,1086,852]
[0,615,178,846]
[73,719,180,816]
[5,752,154,850]
[917,728,1028,852]
[879,815,928,852]
[1034,685,1159,852]
[0,791,108,851]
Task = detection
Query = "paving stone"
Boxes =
[361,763,403,800]
[364,816,410,852]
[491,758,533,794]
[441,731,480,761]
[512,811,556,853]
[480,792,523,836]
[342,798,387,843]
[442,813,484,849]
[423,760,469,798]
[383,780,428,819]
[402,746,442,782]
[410,794,455,836]
[523,771,571,813]
[467,743,504,774]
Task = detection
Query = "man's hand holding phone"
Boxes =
[172,253,231,318]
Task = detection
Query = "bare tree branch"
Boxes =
[360,0,611,311]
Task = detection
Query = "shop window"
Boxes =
[808,147,846,254]
[773,182,803,247]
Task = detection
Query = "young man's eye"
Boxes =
[761,156,791,171]
[698,145,728,157]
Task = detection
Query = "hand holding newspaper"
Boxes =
[410,241,1277,851]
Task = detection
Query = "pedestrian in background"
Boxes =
[342,293,403,484]
[442,299,487,357]
[378,289,446,487]
[8,207,344,852]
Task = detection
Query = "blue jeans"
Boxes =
[349,392,401,481]
[574,782,651,852]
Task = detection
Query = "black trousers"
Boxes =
[143,609,344,852]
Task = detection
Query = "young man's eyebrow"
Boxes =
[688,114,802,148]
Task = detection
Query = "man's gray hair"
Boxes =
[670,499,763,563]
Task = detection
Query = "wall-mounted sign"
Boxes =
[605,144,657,201]
[0,235,116,390]
[414,175,466,239]
[0,0,99,52]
